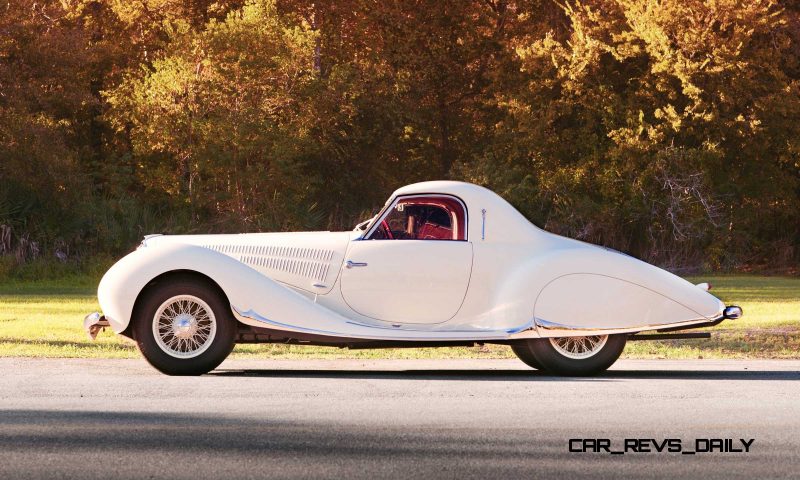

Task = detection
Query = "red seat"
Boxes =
[418,222,453,240]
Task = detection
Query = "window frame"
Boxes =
[362,194,469,241]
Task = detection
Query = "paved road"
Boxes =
[1,358,798,479]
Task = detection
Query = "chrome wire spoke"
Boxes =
[165,303,179,318]
[550,335,609,360]
[152,295,218,359]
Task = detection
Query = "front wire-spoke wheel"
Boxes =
[133,276,236,375]
[512,334,626,376]
[152,295,218,359]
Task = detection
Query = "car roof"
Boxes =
[393,180,492,199]
[390,181,541,242]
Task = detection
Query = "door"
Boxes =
[340,195,473,324]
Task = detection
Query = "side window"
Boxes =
[367,196,466,241]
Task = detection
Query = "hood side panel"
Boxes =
[146,232,351,294]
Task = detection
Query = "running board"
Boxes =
[627,332,711,341]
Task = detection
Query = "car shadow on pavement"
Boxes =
[208,368,800,381]
[210,369,604,381]
[603,369,800,380]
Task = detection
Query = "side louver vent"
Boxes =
[203,244,335,283]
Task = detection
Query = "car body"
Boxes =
[85,181,742,375]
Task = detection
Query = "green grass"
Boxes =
[622,276,800,359]
[0,275,797,359]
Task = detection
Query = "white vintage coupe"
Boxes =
[85,181,742,376]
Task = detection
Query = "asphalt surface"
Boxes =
[1,357,798,479]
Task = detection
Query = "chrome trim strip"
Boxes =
[506,319,533,334]
[518,313,726,338]
[234,305,733,341]
[343,318,515,334]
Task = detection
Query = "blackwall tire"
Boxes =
[510,343,545,370]
[132,276,236,376]
[522,334,627,376]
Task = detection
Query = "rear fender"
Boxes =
[498,245,724,336]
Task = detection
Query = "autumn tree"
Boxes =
[106,0,324,230]
[469,0,800,268]
[1,0,798,272]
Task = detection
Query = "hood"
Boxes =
[140,231,353,294]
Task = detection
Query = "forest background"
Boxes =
[2,0,798,278]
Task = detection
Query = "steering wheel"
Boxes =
[380,219,394,239]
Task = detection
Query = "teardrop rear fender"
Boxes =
[498,244,725,337]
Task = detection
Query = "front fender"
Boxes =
[97,243,351,334]
[498,244,724,336]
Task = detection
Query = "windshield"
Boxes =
[354,197,395,234]
[353,214,377,232]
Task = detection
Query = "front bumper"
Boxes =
[83,312,110,341]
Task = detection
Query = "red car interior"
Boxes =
[369,195,466,241]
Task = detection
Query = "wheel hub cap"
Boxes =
[172,313,198,339]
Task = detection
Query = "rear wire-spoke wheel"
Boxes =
[548,335,608,360]
[133,277,236,376]
[512,334,626,376]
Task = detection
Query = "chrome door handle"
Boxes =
[345,260,368,268]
